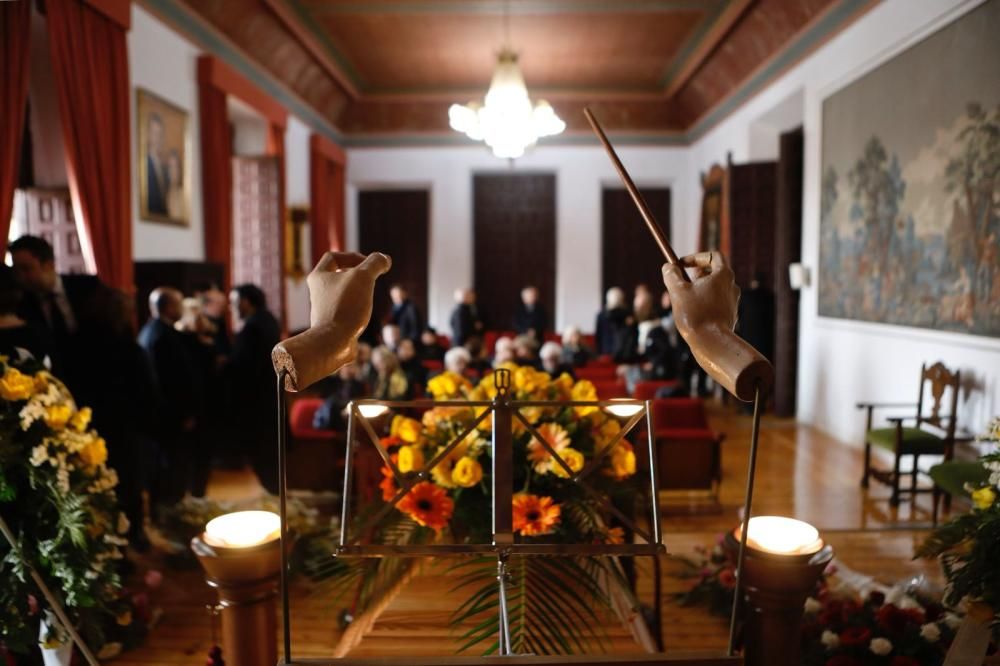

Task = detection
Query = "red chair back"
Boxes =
[593,379,628,400]
[633,380,680,401]
[437,334,451,349]
[289,397,330,439]
[650,398,709,430]
[421,359,444,372]
[581,334,596,349]
[576,366,618,381]
[543,331,561,343]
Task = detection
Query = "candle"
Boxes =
[203,511,281,549]
[604,400,643,418]
[737,516,823,556]
[357,404,390,419]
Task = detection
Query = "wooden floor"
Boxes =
[114,402,946,664]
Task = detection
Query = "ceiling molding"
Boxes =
[661,0,753,96]
[296,0,719,16]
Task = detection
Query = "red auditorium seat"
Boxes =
[421,359,444,372]
[592,379,628,400]
[543,332,561,343]
[576,365,619,381]
[633,380,681,401]
[437,334,451,349]
[289,397,333,440]
[650,398,725,501]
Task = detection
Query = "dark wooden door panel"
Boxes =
[601,187,671,297]
[473,174,556,333]
[774,127,804,417]
[728,161,777,290]
[359,189,430,333]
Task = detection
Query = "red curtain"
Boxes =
[0,1,32,257]
[309,134,346,267]
[46,0,132,291]
[198,61,233,289]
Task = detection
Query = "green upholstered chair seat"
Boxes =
[866,426,944,455]
[929,461,990,499]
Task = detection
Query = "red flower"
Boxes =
[890,657,920,666]
[825,656,863,666]
[718,567,736,589]
[839,626,872,647]
[877,604,910,636]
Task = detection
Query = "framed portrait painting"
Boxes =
[137,88,190,226]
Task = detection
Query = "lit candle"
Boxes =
[604,400,643,418]
[203,511,281,549]
[737,516,823,556]
[357,404,390,419]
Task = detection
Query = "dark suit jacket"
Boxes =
[228,309,281,422]
[139,318,201,436]
[595,307,631,356]
[449,303,484,346]
[146,155,168,215]
[390,300,424,342]
[513,304,547,340]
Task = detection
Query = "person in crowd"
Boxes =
[9,235,105,381]
[174,297,219,497]
[227,284,281,494]
[313,363,367,431]
[355,341,378,388]
[513,334,541,368]
[560,325,591,368]
[389,284,423,342]
[0,265,52,363]
[463,335,492,376]
[397,338,427,390]
[539,341,574,378]
[193,282,231,356]
[381,323,402,353]
[138,287,202,507]
[633,284,655,322]
[371,345,410,400]
[449,288,484,347]
[513,286,547,341]
[443,346,472,377]
[492,336,515,367]
[419,327,447,362]
[594,287,632,357]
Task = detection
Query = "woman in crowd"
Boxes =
[560,325,591,367]
[371,345,410,400]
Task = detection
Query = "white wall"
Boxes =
[284,116,312,331]
[129,5,205,261]
[346,145,688,334]
[687,0,1000,444]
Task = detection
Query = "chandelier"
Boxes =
[448,48,565,159]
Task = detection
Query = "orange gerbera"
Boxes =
[526,422,571,474]
[397,482,454,532]
[380,454,399,501]
[512,493,561,536]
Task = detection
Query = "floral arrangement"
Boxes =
[916,416,1000,632]
[319,366,643,654]
[800,585,961,665]
[673,534,740,617]
[0,357,139,658]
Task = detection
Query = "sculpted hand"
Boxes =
[272,251,391,391]
[662,252,773,401]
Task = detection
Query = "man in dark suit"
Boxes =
[227,284,281,494]
[389,284,423,343]
[513,285,547,341]
[449,288,484,347]
[138,287,202,506]
[9,235,104,381]
[145,112,169,216]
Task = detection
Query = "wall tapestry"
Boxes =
[819,0,999,337]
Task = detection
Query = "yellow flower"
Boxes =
[0,368,35,401]
[593,417,622,450]
[431,441,470,488]
[397,445,425,474]
[33,371,50,393]
[452,457,483,488]
[116,610,132,626]
[606,441,636,480]
[554,372,574,399]
[390,415,423,444]
[79,436,108,468]
[45,405,73,430]
[972,486,996,510]
[69,407,92,432]
[550,447,585,478]
[514,366,546,395]
[427,371,470,399]
[571,379,599,416]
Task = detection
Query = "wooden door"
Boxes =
[601,187,671,297]
[14,188,87,275]
[773,127,804,417]
[728,161,778,290]
[359,189,430,335]
[473,174,556,333]
[232,156,283,321]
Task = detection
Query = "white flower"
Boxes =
[820,630,840,649]
[19,401,46,430]
[29,445,49,467]
[869,637,893,656]
[804,597,822,613]
[920,622,941,643]
[944,613,963,629]
[898,595,922,611]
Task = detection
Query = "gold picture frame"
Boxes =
[137,88,190,226]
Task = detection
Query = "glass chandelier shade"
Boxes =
[449,50,565,159]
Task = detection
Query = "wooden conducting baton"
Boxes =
[584,107,773,401]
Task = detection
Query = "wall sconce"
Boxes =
[191,511,284,666]
[725,516,833,666]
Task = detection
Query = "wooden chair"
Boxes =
[858,361,961,506]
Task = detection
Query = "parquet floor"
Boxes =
[114,402,946,664]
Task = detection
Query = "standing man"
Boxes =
[449,288,484,347]
[513,285,547,341]
[145,112,169,216]
[138,287,202,507]
[389,284,423,343]
[227,284,281,494]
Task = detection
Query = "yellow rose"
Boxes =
[427,371,469,399]
[972,486,996,510]
[397,445,425,474]
[551,448,585,478]
[390,415,423,444]
[571,380,599,416]
[0,368,35,401]
[69,407,92,432]
[594,417,622,450]
[452,457,483,488]
[79,437,108,468]
[431,442,470,488]
[606,442,636,480]
[45,404,73,430]
[554,373,574,398]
